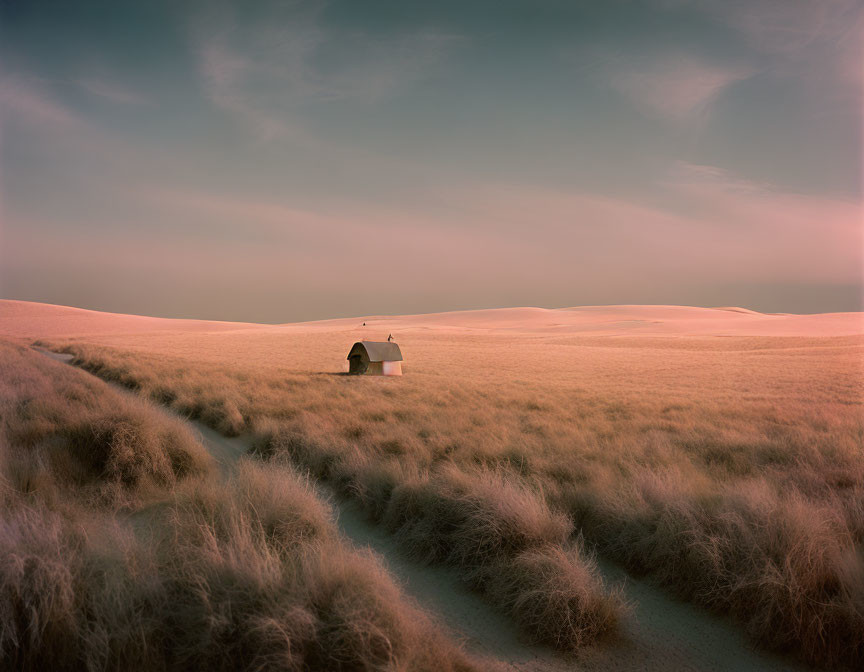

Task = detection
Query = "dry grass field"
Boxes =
[3,300,863,669]
[0,339,481,671]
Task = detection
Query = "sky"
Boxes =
[0,0,861,322]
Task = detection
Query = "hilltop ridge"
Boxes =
[1,299,861,339]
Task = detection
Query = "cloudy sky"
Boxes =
[0,0,861,322]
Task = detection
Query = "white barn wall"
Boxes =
[382,361,402,376]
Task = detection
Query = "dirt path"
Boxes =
[181,419,566,670]
[36,348,806,671]
[173,417,807,672]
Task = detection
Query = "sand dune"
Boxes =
[0,299,259,339]
[314,305,863,337]
[1,299,861,339]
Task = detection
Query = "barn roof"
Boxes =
[347,341,403,362]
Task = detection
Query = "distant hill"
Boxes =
[1,299,862,340]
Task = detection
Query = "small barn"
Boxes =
[347,341,403,376]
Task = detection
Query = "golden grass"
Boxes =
[0,340,480,670]
[0,341,213,508]
[153,461,478,672]
[0,463,478,671]
[39,324,864,667]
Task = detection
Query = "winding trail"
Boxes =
[37,348,804,671]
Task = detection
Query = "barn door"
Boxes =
[348,355,368,374]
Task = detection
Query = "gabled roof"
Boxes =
[347,341,403,362]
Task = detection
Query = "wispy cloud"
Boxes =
[661,160,861,282]
[608,54,753,122]
[0,71,81,128]
[128,159,861,293]
[690,0,863,89]
[458,176,860,286]
[78,78,151,106]
[199,40,302,140]
[666,160,774,195]
[194,6,459,140]
[702,0,860,55]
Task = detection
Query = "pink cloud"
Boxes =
[708,0,861,55]
[78,78,151,106]
[608,55,753,121]
[661,161,862,283]
[130,165,861,294]
[441,170,860,288]
[5,145,858,319]
[694,0,863,90]
[0,72,81,128]
[666,161,775,195]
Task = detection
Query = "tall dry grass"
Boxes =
[0,341,212,507]
[42,327,864,668]
[0,462,478,671]
[153,460,478,671]
[253,425,623,651]
[1,341,481,670]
